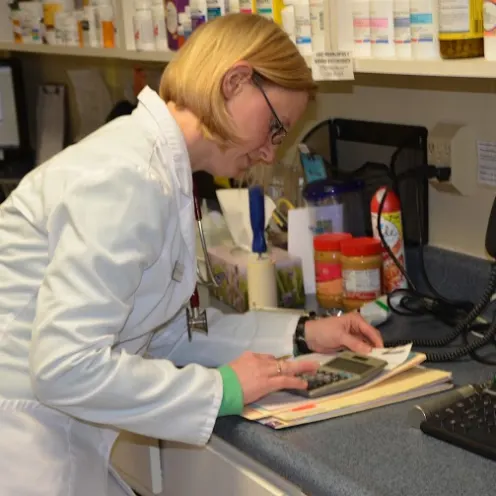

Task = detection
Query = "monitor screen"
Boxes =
[0,65,20,149]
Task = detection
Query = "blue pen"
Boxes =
[249,186,267,258]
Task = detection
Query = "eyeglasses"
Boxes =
[252,72,288,146]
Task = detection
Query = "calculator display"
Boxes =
[326,357,374,375]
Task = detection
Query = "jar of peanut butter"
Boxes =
[341,237,383,311]
[314,232,353,309]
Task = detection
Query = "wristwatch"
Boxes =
[293,314,315,355]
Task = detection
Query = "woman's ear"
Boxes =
[221,63,253,100]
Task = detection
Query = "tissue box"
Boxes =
[208,244,305,313]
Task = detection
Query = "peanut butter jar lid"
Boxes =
[340,237,382,257]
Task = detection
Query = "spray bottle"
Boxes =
[370,187,408,293]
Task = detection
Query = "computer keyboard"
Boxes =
[420,389,496,461]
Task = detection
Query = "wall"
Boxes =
[10,54,496,259]
[284,74,496,260]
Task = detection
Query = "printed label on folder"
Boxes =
[311,51,355,81]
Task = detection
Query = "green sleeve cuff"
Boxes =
[217,365,244,417]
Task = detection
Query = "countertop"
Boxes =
[213,314,496,496]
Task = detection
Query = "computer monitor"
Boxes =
[0,58,30,165]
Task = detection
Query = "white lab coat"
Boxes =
[0,86,299,495]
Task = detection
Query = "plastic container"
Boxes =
[95,0,116,48]
[303,179,366,237]
[151,0,168,50]
[314,232,353,309]
[439,0,484,59]
[370,187,408,294]
[352,0,372,57]
[134,0,155,51]
[370,0,395,58]
[341,237,383,311]
[410,0,439,60]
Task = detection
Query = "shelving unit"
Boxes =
[0,41,175,63]
[2,40,496,78]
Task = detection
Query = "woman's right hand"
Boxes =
[228,352,320,405]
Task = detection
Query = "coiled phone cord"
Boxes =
[385,263,496,361]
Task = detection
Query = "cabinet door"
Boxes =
[161,435,307,496]
[111,432,163,496]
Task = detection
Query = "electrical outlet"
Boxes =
[427,122,477,196]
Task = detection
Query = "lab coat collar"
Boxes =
[137,86,193,198]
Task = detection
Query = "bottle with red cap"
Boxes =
[370,187,408,294]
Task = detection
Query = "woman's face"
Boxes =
[204,65,309,178]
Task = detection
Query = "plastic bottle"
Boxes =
[370,187,408,294]
[134,0,155,51]
[256,0,284,24]
[410,0,439,59]
[370,0,395,57]
[393,0,412,58]
[284,0,312,55]
[240,0,256,12]
[352,0,372,57]
[484,0,496,59]
[190,0,207,29]
[95,0,116,48]
[439,0,484,58]
[309,0,325,52]
[151,0,168,50]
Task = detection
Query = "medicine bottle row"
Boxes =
[9,0,118,49]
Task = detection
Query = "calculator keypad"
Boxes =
[301,370,352,391]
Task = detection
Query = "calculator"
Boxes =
[289,351,388,399]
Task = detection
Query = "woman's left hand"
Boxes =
[304,312,384,355]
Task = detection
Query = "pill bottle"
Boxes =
[134,0,155,51]
[314,232,352,310]
[151,0,168,50]
[95,0,116,48]
[438,0,484,59]
[341,237,383,311]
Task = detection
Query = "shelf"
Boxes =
[0,42,175,63]
[2,41,496,78]
[354,57,496,78]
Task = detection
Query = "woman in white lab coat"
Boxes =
[0,14,383,496]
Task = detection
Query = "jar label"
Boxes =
[315,262,343,302]
[439,0,483,40]
[343,268,381,300]
[315,262,341,282]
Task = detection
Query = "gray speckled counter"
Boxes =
[213,247,496,496]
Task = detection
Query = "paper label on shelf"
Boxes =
[311,51,355,81]
[477,141,496,186]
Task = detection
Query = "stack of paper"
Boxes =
[242,344,453,429]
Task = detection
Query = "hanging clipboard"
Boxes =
[36,84,66,166]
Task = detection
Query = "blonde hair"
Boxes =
[159,14,316,145]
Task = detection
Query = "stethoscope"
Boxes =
[186,181,219,341]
